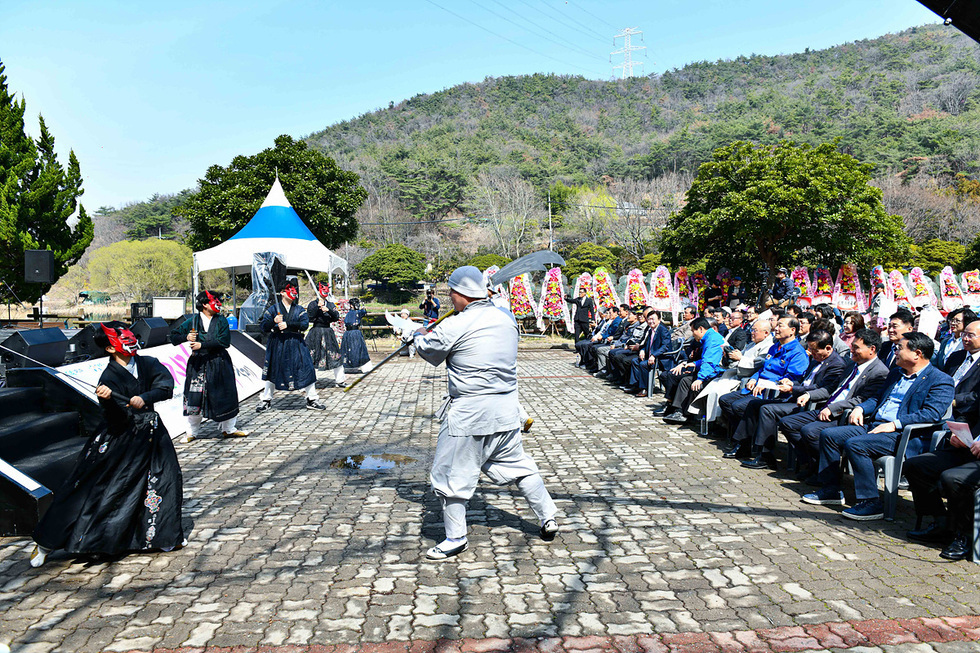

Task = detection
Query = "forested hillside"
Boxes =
[306,24,980,245]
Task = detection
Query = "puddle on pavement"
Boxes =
[330,453,417,471]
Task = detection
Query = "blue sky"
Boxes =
[1,0,941,213]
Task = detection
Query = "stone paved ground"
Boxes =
[2,349,980,653]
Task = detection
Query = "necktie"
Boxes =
[827,365,860,404]
[953,354,977,387]
[886,348,896,367]
[804,362,822,387]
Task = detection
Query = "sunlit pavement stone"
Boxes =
[2,350,980,652]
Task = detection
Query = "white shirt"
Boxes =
[125,356,139,380]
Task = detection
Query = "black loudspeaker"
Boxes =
[0,328,68,369]
[66,325,109,363]
[131,318,169,349]
[24,250,55,284]
[917,1,980,43]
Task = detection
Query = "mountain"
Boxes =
[305,24,980,215]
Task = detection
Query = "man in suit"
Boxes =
[589,304,631,373]
[624,311,672,397]
[736,330,847,470]
[580,306,623,371]
[802,332,954,521]
[600,308,648,383]
[727,276,749,308]
[720,316,810,458]
[878,309,915,368]
[568,285,596,343]
[904,320,980,559]
[660,317,725,424]
[722,310,749,363]
[933,308,977,368]
[574,308,609,367]
[778,329,890,479]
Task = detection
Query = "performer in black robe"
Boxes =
[305,281,345,387]
[258,276,325,412]
[340,297,372,372]
[31,322,185,567]
[170,291,246,442]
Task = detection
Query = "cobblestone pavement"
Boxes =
[2,350,980,653]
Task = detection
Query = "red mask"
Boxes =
[318,282,330,299]
[101,324,139,355]
[205,291,222,313]
[283,285,298,301]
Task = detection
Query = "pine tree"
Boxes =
[0,59,93,305]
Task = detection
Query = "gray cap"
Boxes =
[448,266,488,299]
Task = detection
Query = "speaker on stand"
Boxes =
[24,251,55,328]
[130,318,170,349]
[65,325,109,364]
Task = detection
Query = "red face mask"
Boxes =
[318,282,330,299]
[101,324,139,355]
[283,285,299,301]
[205,291,222,313]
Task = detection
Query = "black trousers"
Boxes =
[905,448,980,534]
[608,349,638,382]
[573,322,591,342]
[778,409,838,466]
[737,401,802,452]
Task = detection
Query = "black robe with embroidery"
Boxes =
[305,299,343,370]
[33,356,185,555]
[170,313,239,422]
[260,300,316,390]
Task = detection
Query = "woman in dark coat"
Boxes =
[31,322,185,567]
[340,297,372,372]
[257,276,325,412]
[170,291,245,442]
[306,281,345,387]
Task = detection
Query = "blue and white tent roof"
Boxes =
[193,177,348,278]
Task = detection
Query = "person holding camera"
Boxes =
[420,289,441,326]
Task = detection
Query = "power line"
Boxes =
[565,0,619,31]
[536,0,610,42]
[513,0,609,46]
[357,202,673,226]
[480,0,608,63]
[424,0,604,77]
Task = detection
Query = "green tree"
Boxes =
[178,135,367,251]
[563,242,618,279]
[356,244,426,287]
[904,239,965,275]
[88,239,193,301]
[660,140,908,281]
[466,253,511,270]
[547,181,577,230]
[0,60,93,304]
[638,252,662,274]
[959,233,980,271]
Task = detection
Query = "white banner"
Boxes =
[55,341,264,437]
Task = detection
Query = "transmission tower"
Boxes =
[610,27,646,79]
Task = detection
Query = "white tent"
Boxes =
[192,177,348,297]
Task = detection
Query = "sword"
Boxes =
[343,309,456,393]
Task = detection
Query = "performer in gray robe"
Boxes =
[413,266,558,560]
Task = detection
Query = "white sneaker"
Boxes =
[425,538,468,560]
[540,519,559,541]
[182,434,196,444]
[30,545,50,568]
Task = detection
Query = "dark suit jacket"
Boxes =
[943,349,980,429]
[857,363,955,428]
[791,350,847,402]
[641,323,671,359]
[569,296,595,325]
[877,341,899,367]
[826,357,890,417]
[725,326,749,353]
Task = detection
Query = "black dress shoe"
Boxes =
[652,403,669,416]
[907,521,953,545]
[741,452,778,470]
[722,443,751,459]
[940,534,971,561]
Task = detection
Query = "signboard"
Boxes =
[152,296,186,319]
[54,339,264,437]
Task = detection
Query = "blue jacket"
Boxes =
[642,323,671,359]
[695,328,725,381]
[601,316,622,339]
[858,363,954,429]
[752,338,809,385]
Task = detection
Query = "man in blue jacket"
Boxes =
[803,332,954,521]
[719,316,810,457]
[661,317,725,424]
[625,311,671,397]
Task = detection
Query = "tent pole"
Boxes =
[232,270,237,326]
[192,255,199,306]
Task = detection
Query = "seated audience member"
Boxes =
[719,316,809,456]
[659,317,725,424]
[728,276,748,308]
[802,332,954,521]
[743,305,759,325]
[840,312,865,348]
[672,305,697,344]
[736,330,847,470]
[574,307,611,367]
[579,306,620,370]
[811,316,849,357]
[879,309,915,368]
[587,304,630,373]
[601,308,647,383]
[786,305,803,318]
[934,308,978,368]
[625,310,671,397]
[704,279,724,310]
[688,319,774,423]
[796,311,814,344]
[723,310,749,362]
[768,267,795,308]
[705,306,728,336]
[778,329,889,478]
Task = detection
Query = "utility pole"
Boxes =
[548,190,553,251]
[611,28,646,79]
